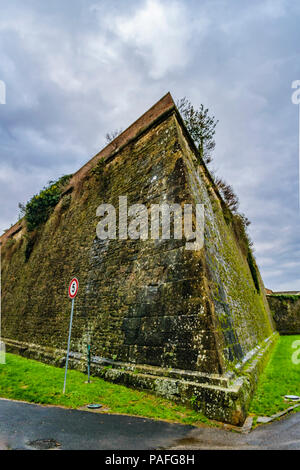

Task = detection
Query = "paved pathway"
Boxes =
[0,398,193,450]
[169,412,300,450]
[1,398,299,450]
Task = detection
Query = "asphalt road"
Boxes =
[169,412,300,450]
[1,398,300,450]
[0,398,193,450]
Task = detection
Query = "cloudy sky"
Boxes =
[0,0,299,290]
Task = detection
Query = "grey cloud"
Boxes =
[0,0,299,290]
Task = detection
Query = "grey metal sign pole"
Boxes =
[63,297,74,394]
[63,278,79,394]
[87,343,91,383]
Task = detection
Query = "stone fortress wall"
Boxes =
[0,93,276,424]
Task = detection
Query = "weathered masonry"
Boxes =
[1,93,276,425]
[267,293,300,335]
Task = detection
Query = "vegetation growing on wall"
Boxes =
[90,157,110,192]
[177,97,218,165]
[247,248,260,293]
[269,294,300,301]
[268,295,300,334]
[225,210,259,293]
[2,237,18,262]
[24,230,38,262]
[105,128,123,148]
[214,176,239,213]
[19,174,72,232]
[177,96,253,261]
[90,157,106,179]
[231,212,252,251]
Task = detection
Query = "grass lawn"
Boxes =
[249,335,300,417]
[1,337,299,427]
[0,353,213,427]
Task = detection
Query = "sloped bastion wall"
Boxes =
[0,93,276,425]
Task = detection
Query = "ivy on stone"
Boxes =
[19,174,72,232]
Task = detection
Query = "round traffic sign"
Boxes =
[68,278,79,299]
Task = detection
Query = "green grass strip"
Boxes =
[249,335,300,416]
[0,353,212,427]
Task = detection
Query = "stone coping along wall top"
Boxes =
[0,92,175,245]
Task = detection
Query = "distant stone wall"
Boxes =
[267,295,300,334]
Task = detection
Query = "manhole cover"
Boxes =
[87,404,103,409]
[27,438,61,450]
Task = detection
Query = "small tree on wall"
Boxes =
[105,128,123,150]
[177,96,254,253]
[177,96,240,214]
[177,97,218,165]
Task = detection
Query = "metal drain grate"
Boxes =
[27,438,61,450]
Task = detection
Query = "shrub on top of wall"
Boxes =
[19,175,72,232]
